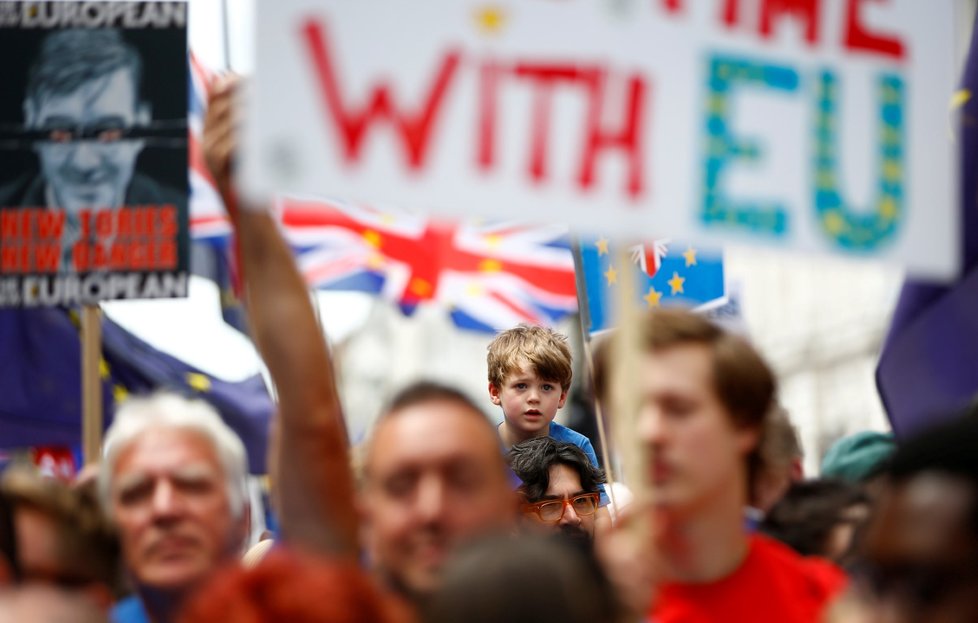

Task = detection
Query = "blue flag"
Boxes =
[0,308,271,473]
[875,7,978,438]
[578,238,725,334]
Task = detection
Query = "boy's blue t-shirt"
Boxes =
[548,421,610,507]
[111,596,150,623]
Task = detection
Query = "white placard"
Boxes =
[244,0,959,278]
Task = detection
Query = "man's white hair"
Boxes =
[98,392,249,520]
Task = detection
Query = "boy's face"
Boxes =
[489,365,567,439]
[637,344,757,515]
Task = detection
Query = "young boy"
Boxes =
[487,325,608,508]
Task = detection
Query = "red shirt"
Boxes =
[650,534,846,623]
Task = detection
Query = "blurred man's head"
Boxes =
[631,309,775,515]
[509,437,605,545]
[0,468,120,609]
[360,382,516,598]
[0,584,107,623]
[100,394,248,605]
[753,407,804,513]
[859,414,978,623]
[424,533,619,623]
[24,29,149,217]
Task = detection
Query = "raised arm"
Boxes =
[202,77,358,559]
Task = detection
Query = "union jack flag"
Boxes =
[277,196,578,332]
[185,55,578,333]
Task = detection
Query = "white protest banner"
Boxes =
[243,0,958,278]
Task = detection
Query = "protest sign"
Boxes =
[0,1,189,306]
[244,0,957,278]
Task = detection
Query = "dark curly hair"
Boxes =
[509,437,605,502]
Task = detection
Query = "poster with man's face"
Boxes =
[0,1,188,307]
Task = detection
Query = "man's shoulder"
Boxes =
[0,173,45,208]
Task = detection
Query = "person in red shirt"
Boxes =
[601,310,845,622]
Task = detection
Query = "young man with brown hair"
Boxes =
[613,309,845,622]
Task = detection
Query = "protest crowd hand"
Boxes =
[201,76,360,561]
[202,74,243,216]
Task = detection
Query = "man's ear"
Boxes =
[557,390,568,409]
[488,382,501,405]
[736,425,760,457]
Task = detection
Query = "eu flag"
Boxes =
[578,237,726,334]
[0,308,272,473]
[875,6,978,438]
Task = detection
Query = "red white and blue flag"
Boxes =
[277,196,578,332]
[186,56,578,333]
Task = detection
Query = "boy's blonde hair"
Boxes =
[487,325,573,391]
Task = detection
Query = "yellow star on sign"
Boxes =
[823,211,845,235]
[113,384,129,403]
[668,272,685,295]
[475,5,506,34]
[596,237,609,256]
[682,246,698,267]
[484,234,502,248]
[643,287,662,308]
[880,197,898,221]
[604,265,618,285]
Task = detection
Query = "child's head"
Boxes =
[487,325,573,393]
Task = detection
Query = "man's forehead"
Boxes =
[30,68,139,122]
[641,345,714,391]
[113,427,221,474]
[544,464,586,497]
[114,462,220,492]
[366,402,501,470]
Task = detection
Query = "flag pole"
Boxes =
[220,0,232,71]
[571,238,619,512]
[81,305,103,465]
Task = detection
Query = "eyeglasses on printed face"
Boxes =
[32,123,140,150]
[522,492,600,523]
